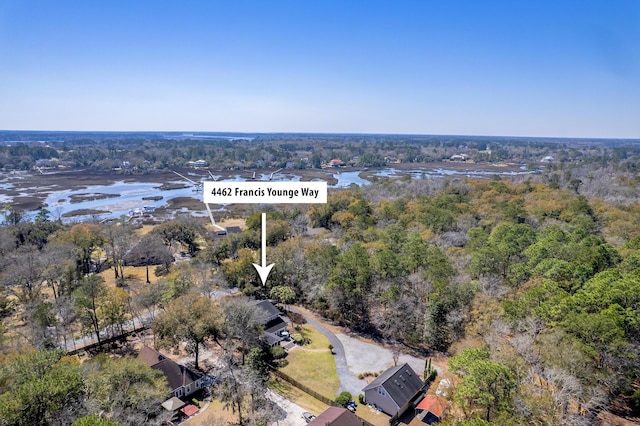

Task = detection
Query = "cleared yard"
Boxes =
[295,323,332,350]
[270,378,329,418]
[280,349,340,398]
[182,398,236,426]
[97,264,151,288]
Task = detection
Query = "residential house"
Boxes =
[328,158,345,167]
[450,154,470,162]
[415,395,449,424]
[253,300,289,346]
[308,407,363,426]
[362,363,425,417]
[138,346,205,398]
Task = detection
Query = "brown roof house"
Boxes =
[138,346,205,399]
[362,363,425,417]
[309,407,363,426]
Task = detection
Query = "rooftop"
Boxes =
[416,395,449,419]
[309,407,363,426]
[362,363,424,409]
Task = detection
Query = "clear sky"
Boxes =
[0,1,638,138]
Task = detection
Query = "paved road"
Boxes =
[289,307,367,396]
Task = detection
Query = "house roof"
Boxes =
[309,407,362,426]
[253,300,282,320]
[264,316,288,334]
[263,333,282,346]
[161,397,186,411]
[362,363,424,409]
[181,404,199,417]
[416,395,449,419]
[152,359,203,391]
[138,346,202,392]
[138,345,166,366]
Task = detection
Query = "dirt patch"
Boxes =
[596,411,640,426]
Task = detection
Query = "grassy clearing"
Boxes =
[295,323,331,350]
[182,398,236,426]
[97,265,149,289]
[280,349,340,398]
[269,377,329,415]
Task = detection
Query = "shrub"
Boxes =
[335,391,352,407]
[632,389,640,410]
[154,265,169,276]
[428,369,438,382]
[358,393,365,404]
[271,346,287,360]
[357,371,380,379]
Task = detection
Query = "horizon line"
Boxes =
[1,129,638,142]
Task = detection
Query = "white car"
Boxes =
[301,412,316,423]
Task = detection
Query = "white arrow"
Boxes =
[253,212,275,286]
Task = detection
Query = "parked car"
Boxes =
[302,412,316,423]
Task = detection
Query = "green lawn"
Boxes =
[279,345,340,398]
[297,323,332,350]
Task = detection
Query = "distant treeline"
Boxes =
[2,133,640,183]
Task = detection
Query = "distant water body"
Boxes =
[26,166,538,222]
[178,134,255,141]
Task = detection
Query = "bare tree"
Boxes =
[224,298,266,365]
[2,244,45,304]
[102,220,132,283]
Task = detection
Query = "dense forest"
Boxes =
[1,134,640,425]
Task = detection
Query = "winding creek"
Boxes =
[8,166,538,222]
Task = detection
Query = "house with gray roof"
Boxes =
[362,363,424,417]
[253,300,290,346]
[138,346,205,398]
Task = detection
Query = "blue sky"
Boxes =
[0,1,638,138]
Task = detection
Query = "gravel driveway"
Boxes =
[289,307,367,396]
[268,390,309,426]
[290,307,440,397]
[336,333,438,378]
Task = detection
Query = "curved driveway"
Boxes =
[289,307,367,396]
